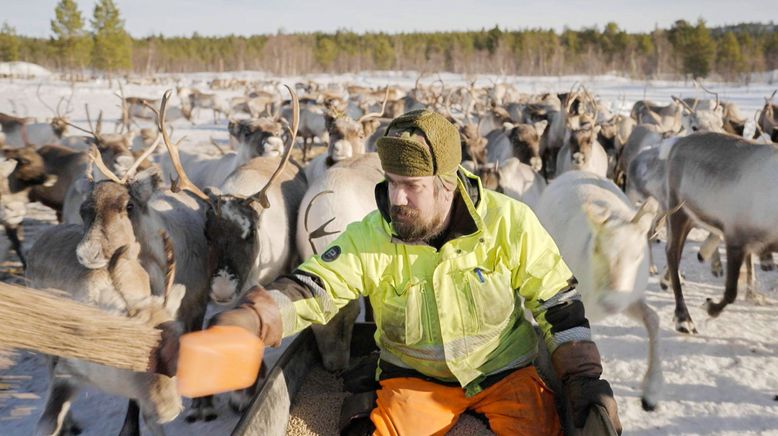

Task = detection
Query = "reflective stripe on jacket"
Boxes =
[269,167,588,394]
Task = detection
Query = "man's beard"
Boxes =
[390,205,446,243]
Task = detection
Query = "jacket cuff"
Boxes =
[240,287,284,347]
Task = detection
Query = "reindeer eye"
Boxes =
[126,202,135,213]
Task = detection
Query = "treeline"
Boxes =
[0,0,776,80]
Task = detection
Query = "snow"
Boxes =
[1,72,777,435]
[0,62,52,78]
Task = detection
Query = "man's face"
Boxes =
[386,172,453,242]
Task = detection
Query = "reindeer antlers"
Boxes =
[145,90,210,202]
[357,86,390,124]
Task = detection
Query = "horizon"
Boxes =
[4,0,777,39]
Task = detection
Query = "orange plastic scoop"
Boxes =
[177,325,265,398]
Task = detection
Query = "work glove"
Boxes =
[564,375,621,434]
[147,320,182,377]
[552,340,622,435]
[209,286,283,347]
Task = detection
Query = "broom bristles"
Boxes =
[0,281,160,372]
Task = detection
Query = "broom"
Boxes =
[0,281,160,372]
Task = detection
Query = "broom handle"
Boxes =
[0,281,160,372]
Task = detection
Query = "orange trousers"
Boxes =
[370,365,561,436]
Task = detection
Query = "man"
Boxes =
[172,109,621,435]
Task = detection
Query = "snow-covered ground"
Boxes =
[0,71,777,435]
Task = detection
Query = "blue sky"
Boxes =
[4,0,776,37]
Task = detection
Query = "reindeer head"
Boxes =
[323,88,388,164]
[2,146,49,189]
[228,117,287,158]
[567,123,600,168]
[673,96,724,133]
[167,86,301,306]
[504,120,546,172]
[76,167,162,269]
[205,192,263,305]
[583,198,657,319]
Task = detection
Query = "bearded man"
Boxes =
[164,109,621,435]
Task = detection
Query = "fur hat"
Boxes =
[376,109,461,177]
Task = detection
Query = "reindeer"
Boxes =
[630,100,683,132]
[536,170,664,411]
[296,153,384,371]
[555,122,608,178]
[490,120,548,173]
[28,223,185,436]
[183,89,229,122]
[755,90,778,142]
[663,132,778,334]
[0,158,28,265]
[0,85,74,147]
[160,116,288,192]
[672,96,724,134]
[202,86,303,306]
[465,158,546,210]
[71,92,213,420]
[305,89,388,182]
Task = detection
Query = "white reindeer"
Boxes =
[536,170,663,411]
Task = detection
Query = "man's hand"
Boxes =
[551,340,622,435]
[564,376,622,434]
[209,286,283,347]
[147,320,182,377]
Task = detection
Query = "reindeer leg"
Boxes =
[35,371,82,436]
[745,253,770,305]
[759,251,775,272]
[117,400,140,436]
[4,224,26,268]
[625,299,663,411]
[705,243,745,317]
[228,361,268,414]
[710,248,724,278]
[647,230,658,276]
[140,408,167,436]
[666,207,696,333]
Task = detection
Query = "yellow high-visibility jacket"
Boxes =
[269,168,587,395]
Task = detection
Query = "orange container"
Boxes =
[177,325,265,398]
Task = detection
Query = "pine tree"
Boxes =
[670,19,715,78]
[0,22,20,62]
[716,31,743,81]
[91,0,132,74]
[51,0,92,71]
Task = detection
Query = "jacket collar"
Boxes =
[374,167,483,245]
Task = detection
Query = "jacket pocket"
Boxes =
[466,264,514,331]
[380,279,425,346]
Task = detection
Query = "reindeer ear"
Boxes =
[129,167,161,203]
[43,174,58,188]
[592,124,601,136]
[583,200,612,225]
[0,158,17,177]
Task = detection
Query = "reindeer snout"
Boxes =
[572,152,586,167]
[530,157,543,172]
[331,140,351,161]
[210,268,239,305]
[263,137,284,157]
[76,240,108,269]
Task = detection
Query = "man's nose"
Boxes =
[390,187,407,206]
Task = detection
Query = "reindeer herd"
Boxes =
[0,75,777,435]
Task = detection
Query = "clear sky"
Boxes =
[5,0,776,38]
